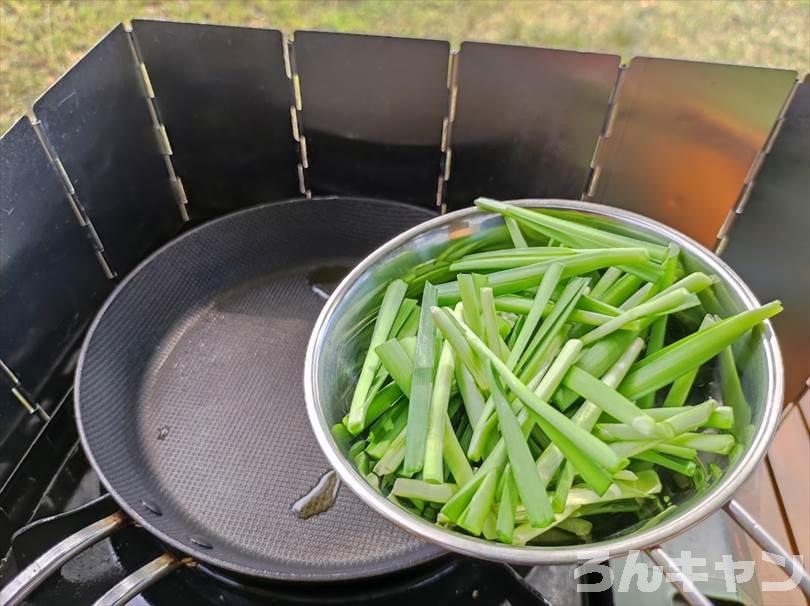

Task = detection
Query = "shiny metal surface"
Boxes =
[0,115,113,467]
[647,547,714,606]
[589,57,796,247]
[0,511,126,606]
[724,499,810,597]
[721,76,809,402]
[93,553,185,606]
[0,117,111,400]
[613,510,754,605]
[132,20,300,219]
[446,42,619,210]
[305,199,783,565]
[33,25,181,275]
[293,31,449,206]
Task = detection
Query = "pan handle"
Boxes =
[0,511,127,606]
[724,498,810,597]
[93,553,190,606]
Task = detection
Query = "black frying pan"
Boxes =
[2,197,443,605]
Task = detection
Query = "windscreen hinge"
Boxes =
[286,35,310,198]
[29,117,117,279]
[0,360,50,422]
[438,49,459,213]
[583,64,627,201]
[125,27,190,221]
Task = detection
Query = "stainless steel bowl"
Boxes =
[304,199,783,564]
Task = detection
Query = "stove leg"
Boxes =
[724,498,810,598]
[0,511,126,606]
[93,553,191,606]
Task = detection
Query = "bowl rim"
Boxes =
[304,198,784,564]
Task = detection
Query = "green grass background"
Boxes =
[1,0,809,134]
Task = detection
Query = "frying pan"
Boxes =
[1,197,443,605]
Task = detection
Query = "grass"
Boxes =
[0,0,808,134]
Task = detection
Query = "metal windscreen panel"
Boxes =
[446,42,619,210]
[590,57,796,247]
[0,117,111,399]
[722,77,809,402]
[132,20,300,219]
[294,31,449,207]
[33,25,181,275]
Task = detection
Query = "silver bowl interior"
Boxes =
[305,199,783,564]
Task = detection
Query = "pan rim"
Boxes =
[74,196,444,582]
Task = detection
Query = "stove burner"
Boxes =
[4,448,592,606]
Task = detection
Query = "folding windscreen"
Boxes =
[33,24,182,276]
[446,42,619,209]
[722,77,810,402]
[0,117,112,483]
[132,20,301,220]
[293,31,450,207]
[587,57,797,247]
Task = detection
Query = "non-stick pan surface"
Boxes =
[75,197,442,581]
